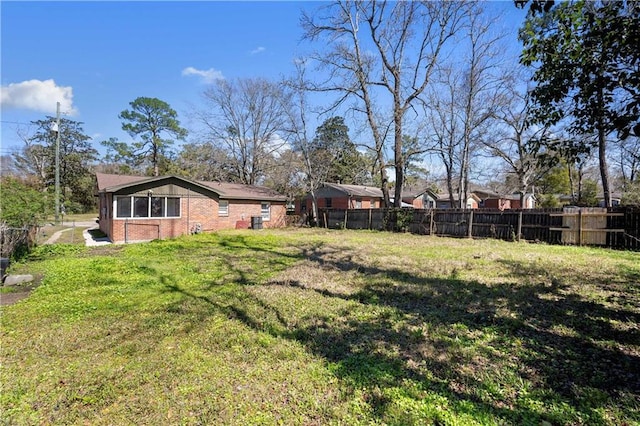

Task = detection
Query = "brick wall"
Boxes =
[103,195,287,243]
[298,196,380,214]
[216,200,287,229]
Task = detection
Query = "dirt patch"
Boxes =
[0,291,32,306]
[0,275,43,306]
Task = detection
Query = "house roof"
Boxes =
[96,173,151,191]
[198,181,286,201]
[321,182,384,198]
[401,188,438,200]
[96,173,286,201]
[436,193,482,202]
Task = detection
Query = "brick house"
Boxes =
[296,182,384,215]
[402,188,438,209]
[96,173,287,243]
[481,193,536,210]
[296,183,444,215]
[435,193,482,209]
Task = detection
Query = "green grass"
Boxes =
[1,229,639,425]
[43,212,98,224]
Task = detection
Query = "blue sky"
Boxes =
[1,1,527,159]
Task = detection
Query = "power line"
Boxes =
[0,120,32,125]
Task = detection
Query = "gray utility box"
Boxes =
[251,216,263,230]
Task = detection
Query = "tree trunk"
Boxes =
[152,145,159,177]
[393,106,404,208]
[310,189,319,227]
[446,165,455,208]
[598,124,611,207]
[567,162,576,205]
[597,85,611,207]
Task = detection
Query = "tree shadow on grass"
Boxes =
[157,236,640,424]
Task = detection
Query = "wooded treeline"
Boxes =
[2,1,638,227]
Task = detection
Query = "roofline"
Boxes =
[98,174,287,202]
[219,194,287,202]
[98,174,218,195]
[321,182,383,197]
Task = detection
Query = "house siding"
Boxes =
[436,197,479,209]
[297,196,379,214]
[483,198,513,210]
[216,200,286,230]
[103,197,286,243]
[98,176,287,243]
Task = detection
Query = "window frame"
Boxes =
[115,195,181,219]
[261,202,271,221]
[218,200,229,217]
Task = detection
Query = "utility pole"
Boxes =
[55,102,61,225]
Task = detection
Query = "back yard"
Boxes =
[1,229,638,425]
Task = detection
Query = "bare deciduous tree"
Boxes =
[282,61,351,223]
[483,78,551,206]
[303,1,468,206]
[197,78,289,185]
[426,6,508,207]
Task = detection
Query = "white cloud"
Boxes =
[250,46,266,55]
[181,66,224,84]
[0,79,77,115]
[268,132,291,158]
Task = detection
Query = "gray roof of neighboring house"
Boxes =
[96,173,286,201]
[401,188,438,200]
[321,182,384,197]
[437,193,482,202]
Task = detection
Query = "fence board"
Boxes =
[1,225,38,258]
[316,207,640,250]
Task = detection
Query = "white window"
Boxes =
[355,199,362,209]
[218,200,229,216]
[261,202,270,221]
[115,196,180,218]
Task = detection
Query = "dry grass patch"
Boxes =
[1,229,638,425]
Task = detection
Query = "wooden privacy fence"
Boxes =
[317,207,640,250]
[1,225,39,258]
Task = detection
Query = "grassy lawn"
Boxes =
[1,229,638,425]
[38,226,87,245]
[44,212,99,224]
[36,213,99,245]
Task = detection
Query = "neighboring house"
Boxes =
[598,193,622,207]
[481,193,536,210]
[435,193,481,209]
[296,182,384,215]
[402,188,438,209]
[96,173,287,243]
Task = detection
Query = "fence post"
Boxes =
[344,209,348,229]
[323,211,328,229]
[468,209,474,238]
[517,211,523,241]
[578,209,583,246]
[368,208,372,230]
[430,209,434,235]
